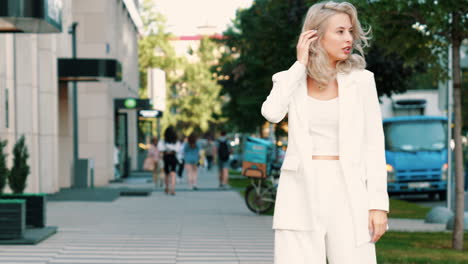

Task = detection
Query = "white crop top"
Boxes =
[307,96,340,155]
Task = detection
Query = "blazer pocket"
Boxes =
[281,157,300,172]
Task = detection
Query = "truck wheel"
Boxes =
[428,193,437,201]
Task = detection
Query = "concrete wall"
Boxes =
[0,0,141,193]
[71,0,140,186]
[0,34,17,190]
[0,33,60,194]
[37,34,60,193]
[56,0,74,190]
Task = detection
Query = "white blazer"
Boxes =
[261,61,389,247]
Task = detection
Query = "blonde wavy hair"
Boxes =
[301,1,370,86]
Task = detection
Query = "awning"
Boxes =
[138,109,163,118]
[58,58,122,82]
[0,0,62,33]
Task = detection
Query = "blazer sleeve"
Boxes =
[363,72,390,213]
[261,61,307,123]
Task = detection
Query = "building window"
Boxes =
[5,88,8,128]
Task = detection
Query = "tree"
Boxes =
[217,0,423,133]
[0,139,8,194]
[216,0,306,133]
[7,136,30,194]
[139,0,223,136]
[450,10,467,251]
[139,1,182,98]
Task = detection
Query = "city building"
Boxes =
[0,0,143,194]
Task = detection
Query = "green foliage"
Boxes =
[138,1,181,99]
[216,0,308,133]
[349,0,467,131]
[216,0,432,132]
[0,139,8,194]
[351,0,467,80]
[366,46,422,97]
[138,0,223,136]
[387,198,431,219]
[7,136,30,194]
[377,232,468,263]
[216,0,468,132]
[169,37,223,136]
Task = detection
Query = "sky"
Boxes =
[146,0,254,36]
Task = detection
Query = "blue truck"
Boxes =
[383,115,448,200]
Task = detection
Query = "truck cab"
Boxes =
[383,115,448,199]
[379,94,449,200]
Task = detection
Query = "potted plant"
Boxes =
[0,199,26,240]
[0,140,26,240]
[2,135,46,228]
[8,135,30,194]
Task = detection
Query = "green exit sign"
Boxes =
[114,98,151,110]
[124,99,137,109]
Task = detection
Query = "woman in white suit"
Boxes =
[261,2,389,263]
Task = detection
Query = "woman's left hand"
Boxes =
[368,210,388,243]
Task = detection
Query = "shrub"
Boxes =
[8,136,30,194]
[0,139,8,194]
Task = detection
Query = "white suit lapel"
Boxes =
[292,77,314,162]
[337,71,359,164]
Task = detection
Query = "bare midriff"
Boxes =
[312,155,339,160]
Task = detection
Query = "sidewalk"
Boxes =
[0,168,274,264]
[388,218,446,232]
[0,167,452,264]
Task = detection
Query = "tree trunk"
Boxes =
[451,11,464,251]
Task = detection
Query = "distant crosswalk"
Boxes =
[0,169,274,264]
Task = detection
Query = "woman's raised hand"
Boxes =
[296,30,318,66]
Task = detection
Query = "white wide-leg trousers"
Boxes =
[274,160,377,264]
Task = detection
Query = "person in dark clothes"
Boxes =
[158,126,181,195]
[216,131,231,189]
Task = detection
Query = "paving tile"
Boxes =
[0,169,274,263]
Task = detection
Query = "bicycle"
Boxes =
[244,163,281,214]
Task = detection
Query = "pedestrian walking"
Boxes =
[147,136,162,187]
[198,147,206,169]
[113,145,121,181]
[183,133,201,190]
[204,137,215,170]
[261,2,389,263]
[176,136,185,183]
[216,131,231,189]
[158,126,181,195]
